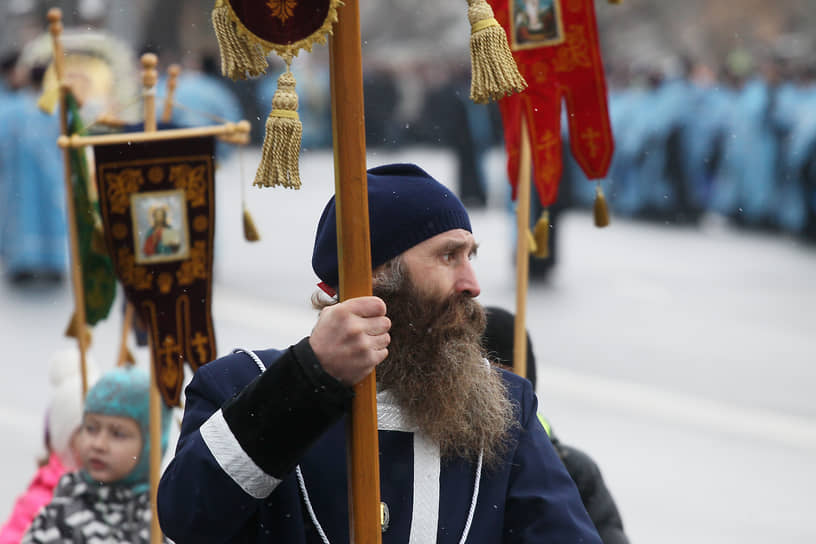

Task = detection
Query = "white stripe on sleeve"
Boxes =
[200,409,281,499]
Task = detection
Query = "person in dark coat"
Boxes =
[157,164,601,543]
[482,306,630,544]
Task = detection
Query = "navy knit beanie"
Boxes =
[312,163,472,288]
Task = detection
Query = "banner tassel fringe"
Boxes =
[594,183,610,227]
[254,65,302,189]
[211,0,268,80]
[467,0,527,104]
[532,210,550,258]
[243,207,260,241]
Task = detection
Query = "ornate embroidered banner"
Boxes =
[492,0,614,207]
[94,137,217,406]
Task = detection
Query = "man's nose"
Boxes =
[455,260,481,298]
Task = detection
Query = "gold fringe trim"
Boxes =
[243,207,260,241]
[594,183,610,227]
[211,0,268,80]
[254,67,302,189]
[531,210,550,258]
[212,0,342,62]
[467,0,527,104]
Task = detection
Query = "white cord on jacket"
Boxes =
[236,348,484,543]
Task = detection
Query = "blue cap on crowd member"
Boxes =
[312,163,472,291]
[83,366,172,491]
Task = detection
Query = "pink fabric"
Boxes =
[0,454,67,544]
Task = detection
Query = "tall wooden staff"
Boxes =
[139,52,164,544]
[513,119,532,379]
[48,8,90,396]
[329,1,381,541]
[160,64,181,124]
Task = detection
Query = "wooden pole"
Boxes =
[57,120,250,148]
[48,8,90,397]
[140,52,164,544]
[513,117,532,379]
[160,64,181,124]
[116,303,134,366]
[329,1,381,542]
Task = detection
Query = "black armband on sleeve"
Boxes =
[221,338,354,478]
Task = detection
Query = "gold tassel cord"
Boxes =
[238,147,261,241]
[211,0,269,80]
[467,0,527,104]
[254,65,303,189]
[531,210,550,258]
[594,182,610,227]
[243,207,260,241]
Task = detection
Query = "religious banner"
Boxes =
[211,0,342,190]
[492,0,614,208]
[66,91,116,328]
[94,136,217,405]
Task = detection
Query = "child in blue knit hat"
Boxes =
[22,366,172,544]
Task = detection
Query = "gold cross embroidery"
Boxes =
[158,335,182,367]
[191,332,210,364]
[581,127,601,158]
[266,0,298,23]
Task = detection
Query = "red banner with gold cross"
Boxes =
[94,136,217,406]
[492,0,613,207]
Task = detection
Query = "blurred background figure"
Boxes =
[162,52,244,160]
[0,50,20,97]
[0,62,66,284]
[482,306,630,544]
[0,347,98,544]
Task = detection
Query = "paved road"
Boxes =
[1,147,814,543]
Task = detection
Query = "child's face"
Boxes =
[79,413,142,484]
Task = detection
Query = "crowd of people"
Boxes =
[5,43,816,285]
[1,164,630,543]
[564,54,816,242]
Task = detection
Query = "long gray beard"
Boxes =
[374,274,517,468]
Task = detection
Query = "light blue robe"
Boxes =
[0,90,66,277]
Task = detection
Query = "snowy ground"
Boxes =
[1,147,814,543]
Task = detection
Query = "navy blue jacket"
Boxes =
[158,339,601,543]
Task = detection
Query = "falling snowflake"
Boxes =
[266,0,298,23]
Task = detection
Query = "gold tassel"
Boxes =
[467,0,527,104]
[64,312,93,346]
[211,0,268,80]
[594,183,610,227]
[243,207,260,241]
[531,210,550,258]
[254,64,302,189]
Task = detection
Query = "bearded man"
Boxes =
[157,164,600,543]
